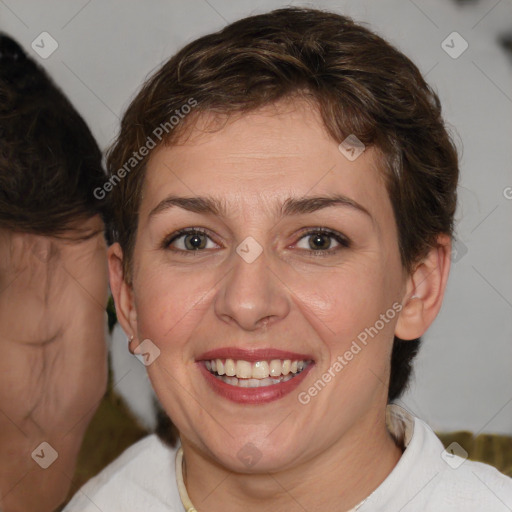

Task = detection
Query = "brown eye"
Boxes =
[295,228,350,256]
[308,232,332,250]
[163,228,216,254]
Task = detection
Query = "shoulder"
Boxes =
[429,451,512,510]
[408,415,512,510]
[62,434,182,512]
[364,406,512,511]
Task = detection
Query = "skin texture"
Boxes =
[0,215,108,512]
[109,99,451,512]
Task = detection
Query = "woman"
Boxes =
[65,7,512,511]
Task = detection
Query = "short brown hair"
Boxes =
[106,7,459,411]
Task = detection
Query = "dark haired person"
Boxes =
[65,7,512,512]
[0,35,110,512]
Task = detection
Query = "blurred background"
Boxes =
[1,0,511,497]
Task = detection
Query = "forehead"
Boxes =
[140,100,389,221]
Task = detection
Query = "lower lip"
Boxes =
[197,362,314,404]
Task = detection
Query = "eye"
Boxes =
[162,227,351,257]
[294,228,350,257]
[163,228,217,255]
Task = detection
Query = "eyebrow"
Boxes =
[148,193,373,221]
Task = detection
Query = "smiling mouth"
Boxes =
[204,358,313,388]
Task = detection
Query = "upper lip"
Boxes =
[197,347,314,362]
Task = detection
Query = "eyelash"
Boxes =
[162,227,351,257]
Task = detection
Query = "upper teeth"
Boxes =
[205,359,307,379]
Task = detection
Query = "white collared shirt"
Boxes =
[63,404,512,511]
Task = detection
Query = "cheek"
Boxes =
[133,265,216,348]
[294,260,387,331]
[133,241,400,362]
[290,258,398,368]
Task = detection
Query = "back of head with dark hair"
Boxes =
[0,34,111,243]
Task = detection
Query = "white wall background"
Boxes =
[2,0,511,435]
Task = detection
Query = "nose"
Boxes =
[214,245,290,332]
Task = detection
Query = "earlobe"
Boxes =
[107,242,138,340]
[395,234,452,341]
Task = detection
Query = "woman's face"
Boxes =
[118,99,411,471]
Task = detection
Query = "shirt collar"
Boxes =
[386,402,416,449]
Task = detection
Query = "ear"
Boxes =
[395,234,452,340]
[107,242,138,341]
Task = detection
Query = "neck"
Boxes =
[179,407,402,512]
